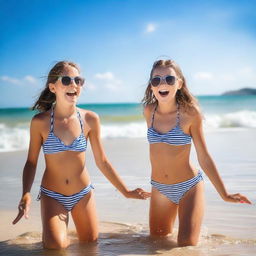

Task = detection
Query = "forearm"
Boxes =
[97,160,129,196]
[22,161,37,196]
[199,155,228,199]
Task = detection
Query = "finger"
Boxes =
[141,194,150,199]
[24,205,30,219]
[134,192,146,200]
[140,192,151,199]
[231,194,242,201]
[12,211,24,225]
[240,196,252,204]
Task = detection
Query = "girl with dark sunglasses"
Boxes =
[142,59,251,246]
[13,61,150,249]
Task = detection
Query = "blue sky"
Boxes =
[1,0,256,107]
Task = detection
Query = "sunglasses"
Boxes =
[150,75,176,87]
[58,76,85,86]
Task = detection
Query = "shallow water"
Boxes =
[1,222,255,256]
[1,130,256,255]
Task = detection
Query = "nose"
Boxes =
[70,79,77,87]
[159,77,167,86]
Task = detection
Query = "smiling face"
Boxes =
[49,65,82,105]
[151,66,182,103]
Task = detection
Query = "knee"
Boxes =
[43,238,70,249]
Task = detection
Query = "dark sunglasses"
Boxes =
[150,75,176,87]
[58,76,85,86]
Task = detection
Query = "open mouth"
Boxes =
[66,92,77,97]
[159,90,169,96]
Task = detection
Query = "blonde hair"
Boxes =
[142,59,199,111]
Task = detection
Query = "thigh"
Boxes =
[178,180,204,246]
[40,194,69,249]
[150,187,178,236]
[71,190,98,242]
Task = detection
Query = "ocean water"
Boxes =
[0,95,256,152]
[0,96,256,255]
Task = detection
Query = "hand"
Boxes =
[223,193,252,204]
[12,193,31,225]
[125,188,151,200]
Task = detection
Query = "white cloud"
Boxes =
[145,23,156,33]
[95,72,114,80]
[1,75,38,85]
[24,75,37,84]
[94,72,122,91]
[85,82,96,91]
[1,76,21,84]
[238,66,256,80]
[219,74,235,82]
[191,66,256,95]
[194,72,213,80]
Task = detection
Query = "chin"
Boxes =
[65,96,78,104]
[156,97,172,103]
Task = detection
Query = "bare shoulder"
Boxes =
[28,111,51,139]
[31,111,50,127]
[143,103,156,118]
[78,108,100,127]
[180,105,203,125]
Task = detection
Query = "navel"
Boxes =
[65,179,69,185]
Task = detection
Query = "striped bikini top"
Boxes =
[42,108,87,154]
[147,105,192,146]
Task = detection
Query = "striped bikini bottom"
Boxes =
[37,184,94,212]
[151,171,203,205]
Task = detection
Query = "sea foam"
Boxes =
[0,110,255,152]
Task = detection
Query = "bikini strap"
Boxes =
[77,109,84,131]
[150,104,157,127]
[50,106,54,132]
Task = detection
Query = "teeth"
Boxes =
[159,90,168,93]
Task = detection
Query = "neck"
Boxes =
[54,103,77,119]
[157,100,177,114]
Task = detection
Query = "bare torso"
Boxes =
[42,152,90,195]
[145,104,198,184]
[39,108,91,195]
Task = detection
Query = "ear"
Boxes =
[48,83,56,93]
[177,78,183,90]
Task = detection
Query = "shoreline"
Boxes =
[1,133,256,244]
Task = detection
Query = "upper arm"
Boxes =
[26,115,43,165]
[87,112,107,164]
[143,104,155,127]
[190,111,210,159]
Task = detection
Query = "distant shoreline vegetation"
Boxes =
[222,87,256,96]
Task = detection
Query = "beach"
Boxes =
[0,98,256,255]
[1,131,256,255]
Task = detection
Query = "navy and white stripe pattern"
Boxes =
[147,105,191,146]
[38,184,94,211]
[42,108,87,154]
[151,171,203,204]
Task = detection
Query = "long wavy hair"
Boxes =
[32,61,80,112]
[142,59,199,111]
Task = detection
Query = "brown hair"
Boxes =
[32,61,80,112]
[142,59,199,111]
